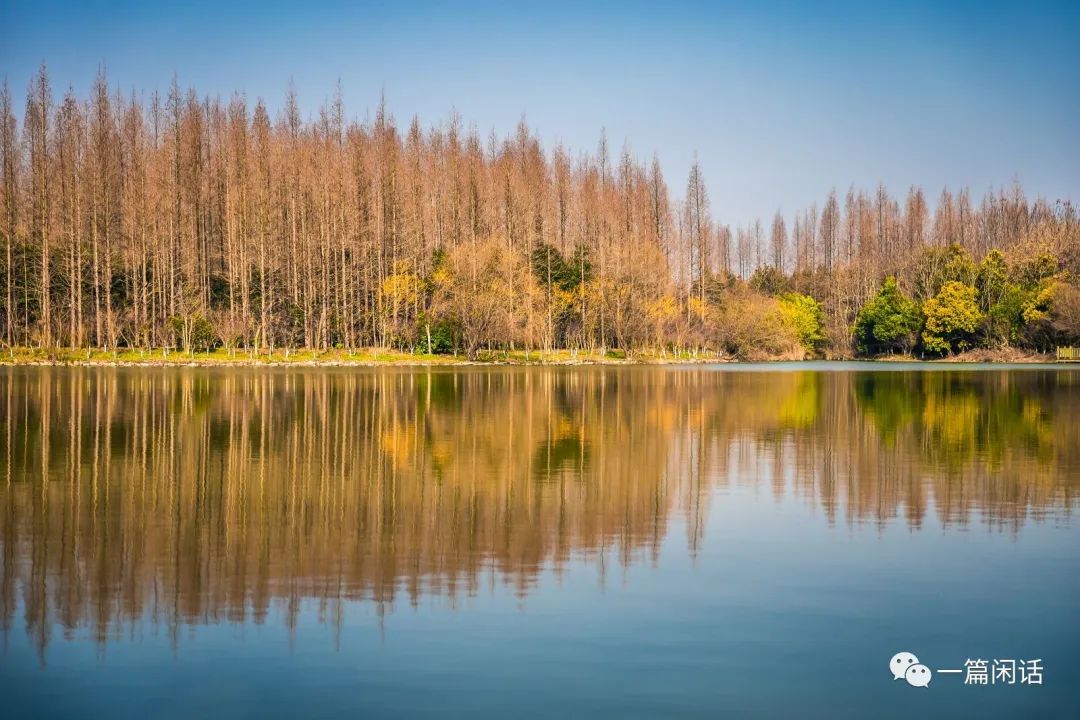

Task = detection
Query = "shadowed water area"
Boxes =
[1,364,1078,718]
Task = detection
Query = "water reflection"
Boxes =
[1,366,1076,658]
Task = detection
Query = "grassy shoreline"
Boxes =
[1,347,728,367]
[0,346,1060,367]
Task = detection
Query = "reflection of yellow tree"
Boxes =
[1,366,1076,658]
[852,370,1077,527]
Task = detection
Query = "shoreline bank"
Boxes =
[0,347,1060,367]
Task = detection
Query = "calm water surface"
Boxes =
[1,364,1078,718]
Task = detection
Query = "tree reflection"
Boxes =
[0,366,1076,658]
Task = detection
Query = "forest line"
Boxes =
[1,67,1079,359]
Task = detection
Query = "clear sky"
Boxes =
[2,0,1078,227]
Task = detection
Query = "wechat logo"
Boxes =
[891,651,932,688]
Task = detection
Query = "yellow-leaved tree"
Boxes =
[431,237,537,359]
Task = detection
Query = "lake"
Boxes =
[1,364,1078,718]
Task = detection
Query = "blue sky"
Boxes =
[2,0,1078,227]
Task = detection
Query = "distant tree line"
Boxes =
[2,67,1078,358]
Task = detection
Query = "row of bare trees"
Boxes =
[1,67,1077,354]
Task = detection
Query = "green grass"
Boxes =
[1,345,733,366]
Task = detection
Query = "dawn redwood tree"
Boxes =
[0,71,1077,358]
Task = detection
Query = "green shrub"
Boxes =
[922,281,983,355]
[779,293,826,354]
[853,277,921,356]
